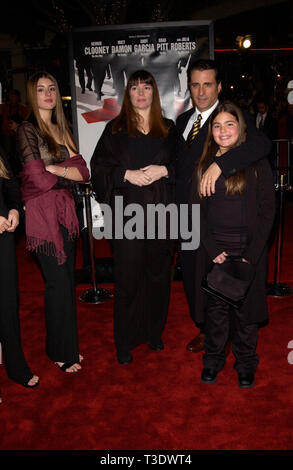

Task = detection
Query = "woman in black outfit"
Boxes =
[90,70,178,365]
[0,149,39,404]
[193,101,275,388]
[16,72,89,374]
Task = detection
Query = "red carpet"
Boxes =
[0,203,293,451]
[81,98,120,123]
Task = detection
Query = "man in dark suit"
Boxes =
[255,100,278,181]
[176,59,271,353]
[255,101,277,140]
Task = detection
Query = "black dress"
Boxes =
[90,119,178,354]
[0,149,34,384]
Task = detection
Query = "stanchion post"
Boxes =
[79,183,112,304]
[267,174,292,297]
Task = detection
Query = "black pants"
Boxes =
[112,238,173,354]
[179,248,196,320]
[0,231,33,384]
[36,227,79,364]
[203,294,259,374]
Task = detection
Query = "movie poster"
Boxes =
[69,21,213,167]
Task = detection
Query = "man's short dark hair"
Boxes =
[187,59,221,84]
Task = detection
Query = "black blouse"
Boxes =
[90,118,178,208]
[207,173,247,234]
[16,121,74,191]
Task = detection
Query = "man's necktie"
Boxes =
[259,116,264,130]
[187,114,202,147]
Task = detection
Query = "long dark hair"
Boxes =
[27,71,77,159]
[197,101,247,196]
[112,69,168,138]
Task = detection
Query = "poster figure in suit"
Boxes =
[108,54,128,106]
[124,53,144,82]
[74,43,93,94]
[91,55,111,105]
[145,50,187,120]
[108,51,144,106]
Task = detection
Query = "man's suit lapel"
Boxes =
[176,108,194,136]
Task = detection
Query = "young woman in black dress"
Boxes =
[17,72,89,374]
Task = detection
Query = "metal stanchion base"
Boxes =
[79,287,113,304]
[267,282,292,297]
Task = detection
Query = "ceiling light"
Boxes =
[236,35,252,50]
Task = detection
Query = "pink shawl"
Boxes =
[20,154,89,264]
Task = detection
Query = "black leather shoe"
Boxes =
[149,339,164,351]
[116,351,133,365]
[238,372,254,389]
[201,368,218,384]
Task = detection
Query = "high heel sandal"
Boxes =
[55,361,81,372]
[55,355,83,373]
[21,375,40,388]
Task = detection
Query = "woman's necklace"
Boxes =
[139,124,149,134]
[137,116,150,135]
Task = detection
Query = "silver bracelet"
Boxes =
[62,167,68,178]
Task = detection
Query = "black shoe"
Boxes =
[116,351,133,365]
[201,368,218,384]
[238,372,254,389]
[149,339,164,351]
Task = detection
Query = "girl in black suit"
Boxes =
[193,101,275,388]
[0,150,39,403]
